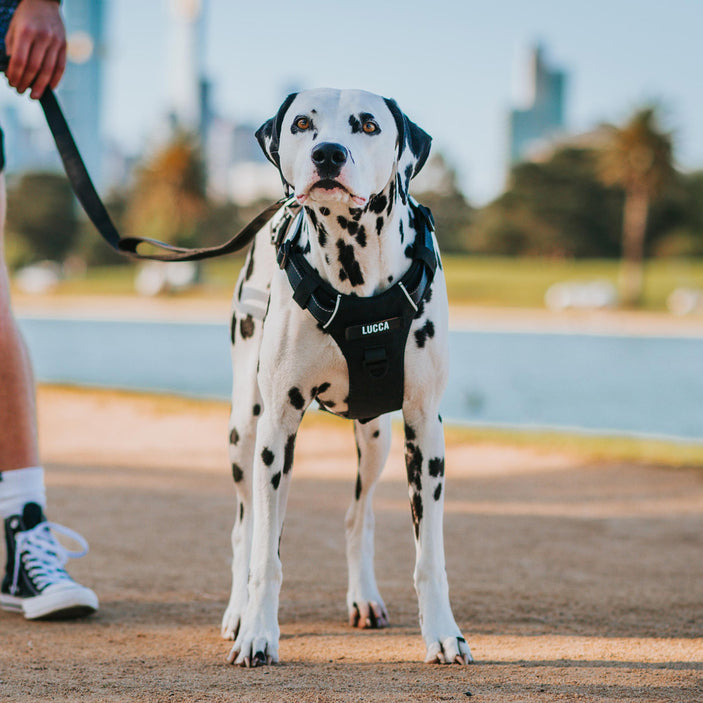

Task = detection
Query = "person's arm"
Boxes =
[5,0,66,99]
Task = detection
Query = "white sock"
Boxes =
[0,467,47,519]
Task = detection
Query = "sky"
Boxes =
[12,0,703,204]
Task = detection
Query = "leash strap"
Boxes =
[0,48,283,262]
[37,88,286,261]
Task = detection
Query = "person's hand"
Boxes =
[5,0,66,99]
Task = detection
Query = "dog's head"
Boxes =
[256,88,431,208]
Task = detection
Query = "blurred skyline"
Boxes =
[3,0,702,204]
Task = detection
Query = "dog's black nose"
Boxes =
[311,142,348,178]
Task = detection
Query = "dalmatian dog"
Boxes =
[222,88,471,667]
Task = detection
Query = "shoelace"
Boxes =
[11,522,89,596]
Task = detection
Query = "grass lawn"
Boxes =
[31,255,703,311]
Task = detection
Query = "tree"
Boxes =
[470,147,623,257]
[5,172,79,266]
[125,130,208,249]
[411,153,474,253]
[597,106,675,305]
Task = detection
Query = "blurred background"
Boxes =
[5,0,703,443]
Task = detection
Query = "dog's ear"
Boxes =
[383,97,432,180]
[255,92,299,168]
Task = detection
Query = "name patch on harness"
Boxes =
[345,316,402,341]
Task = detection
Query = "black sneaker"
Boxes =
[1,502,98,620]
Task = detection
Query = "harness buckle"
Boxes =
[277,239,292,270]
[363,346,388,379]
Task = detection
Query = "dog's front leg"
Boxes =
[226,406,300,667]
[403,410,472,665]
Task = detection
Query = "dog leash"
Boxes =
[1,57,285,262]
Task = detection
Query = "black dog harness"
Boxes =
[275,200,438,420]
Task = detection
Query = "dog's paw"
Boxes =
[221,606,243,641]
[349,600,389,629]
[225,611,280,668]
[226,634,279,668]
[424,635,473,665]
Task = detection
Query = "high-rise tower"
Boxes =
[59,0,106,187]
[508,44,566,164]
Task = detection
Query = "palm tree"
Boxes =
[597,107,675,306]
[127,130,208,248]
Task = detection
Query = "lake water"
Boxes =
[17,316,703,442]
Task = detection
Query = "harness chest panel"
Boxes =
[276,200,438,421]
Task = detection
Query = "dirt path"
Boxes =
[1,387,701,702]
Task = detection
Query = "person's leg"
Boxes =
[0,166,98,620]
[0,172,41,473]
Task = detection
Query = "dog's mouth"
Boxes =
[297,180,367,207]
[312,178,348,192]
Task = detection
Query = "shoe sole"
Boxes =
[1,587,98,620]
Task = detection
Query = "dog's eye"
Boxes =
[362,120,379,134]
[295,116,311,131]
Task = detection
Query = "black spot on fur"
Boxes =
[253,404,261,416]
[239,502,244,521]
[244,241,256,281]
[283,434,296,475]
[319,206,331,216]
[317,382,331,394]
[349,114,362,134]
[229,428,239,445]
[414,320,435,348]
[397,173,407,205]
[376,216,384,235]
[349,207,363,221]
[355,225,367,248]
[399,219,405,243]
[413,299,425,320]
[337,216,348,230]
[232,463,243,483]
[317,222,328,247]
[438,414,442,423]
[355,473,362,500]
[404,244,414,259]
[271,471,281,489]
[405,443,423,493]
[424,286,433,304]
[388,275,393,283]
[262,448,274,466]
[411,492,423,539]
[369,194,387,214]
[434,483,443,501]
[404,164,413,192]
[240,315,255,339]
[346,220,358,235]
[336,239,364,286]
[372,430,380,438]
[429,457,445,478]
[404,423,416,441]
[230,312,237,345]
[305,206,318,228]
[288,387,305,410]
[387,180,395,215]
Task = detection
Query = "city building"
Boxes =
[508,44,567,165]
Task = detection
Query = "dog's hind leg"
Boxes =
[345,414,391,629]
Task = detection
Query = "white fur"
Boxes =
[222,89,471,667]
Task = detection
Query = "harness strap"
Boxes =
[277,202,437,329]
[276,201,439,420]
